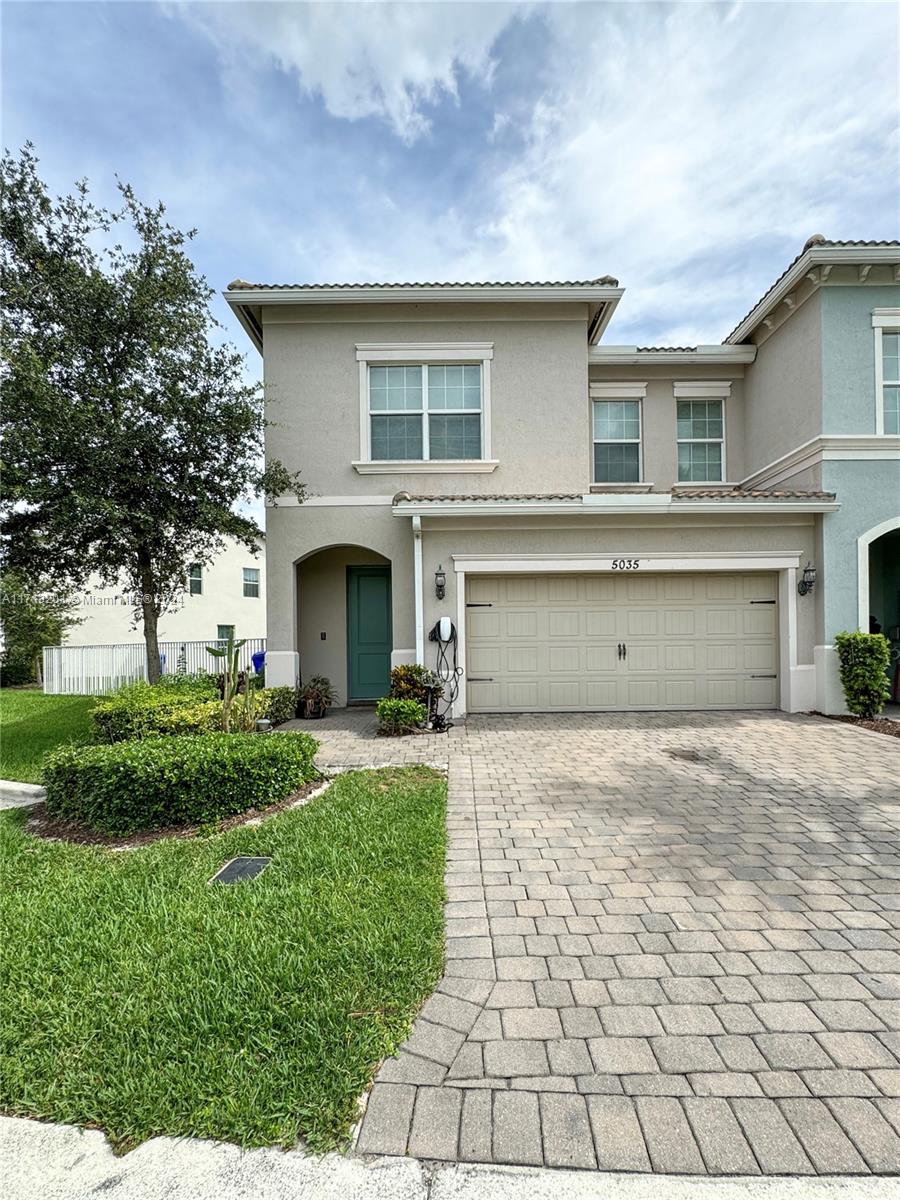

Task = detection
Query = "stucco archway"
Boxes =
[857,516,900,631]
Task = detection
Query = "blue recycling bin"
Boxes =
[251,651,266,675]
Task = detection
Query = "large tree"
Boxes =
[1,145,304,681]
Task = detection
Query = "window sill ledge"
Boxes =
[352,460,499,474]
[673,480,740,489]
[590,483,655,493]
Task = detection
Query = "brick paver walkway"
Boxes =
[311,709,900,1175]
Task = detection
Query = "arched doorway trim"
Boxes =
[857,516,900,629]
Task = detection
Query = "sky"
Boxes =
[3,0,899,361]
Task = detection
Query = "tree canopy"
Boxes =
[1,145,304,679]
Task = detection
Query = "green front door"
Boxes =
[347,566,392,700]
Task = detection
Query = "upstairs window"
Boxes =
[242,567,260,598]
[677,399,725,481]
[187,563,202,595]
[881,330,900,434]
[369,364,482,461]
[873,310,900,435]
[593,400,641,482]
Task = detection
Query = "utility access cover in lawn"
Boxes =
[209,856,271,884]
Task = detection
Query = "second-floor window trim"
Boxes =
[589,382,645,485]
[354,343,496,472]
[873,309,900,436]
[674,382,730,483]
[187,563,202,596]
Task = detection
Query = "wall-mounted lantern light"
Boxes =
[434,565,447,601]
[798,562,817,596]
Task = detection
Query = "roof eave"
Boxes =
[590,345,757,365]
[726,246,900,345]
[391,496,840,518]
[227,301,263,354]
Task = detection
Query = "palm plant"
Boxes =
[206,632,247,732]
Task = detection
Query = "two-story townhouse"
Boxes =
[225,238,899,717]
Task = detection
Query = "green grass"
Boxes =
[0,767,447,1151]
[0,690,97,783]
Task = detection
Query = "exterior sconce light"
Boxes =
[434,565,447,600]
[798,562,817,596]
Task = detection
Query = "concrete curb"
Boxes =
[1,1116,897,1200]
[0,779,45,810]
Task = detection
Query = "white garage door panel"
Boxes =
[466,572,778,712]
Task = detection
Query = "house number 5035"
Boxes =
[611,558,641,570]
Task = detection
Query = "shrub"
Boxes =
[834,631,891,718]
[153,673,218,698]
[91,682,217,743]
[43,731,320,834]
[150,699,223,736]
[260,686,297,726]
[389,663,442,705]
[376,697,426,736]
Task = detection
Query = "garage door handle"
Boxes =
[750,674,776,678]
[466,602,493,608]
[750,600,776,605]
[468,677,494,682]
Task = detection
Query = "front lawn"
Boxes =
[0,767,446,1151]
[0,690,96,783]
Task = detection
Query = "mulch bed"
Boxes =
[812,712,900,739]
[22,777,327,849]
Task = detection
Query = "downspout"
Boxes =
[412,515,424,663]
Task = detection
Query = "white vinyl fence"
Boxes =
[42,639,267,696]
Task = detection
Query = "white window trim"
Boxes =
[187,564,203,596]
[242,567,260,598]
[592,397,643,484]
[872,309,900,436]
[676,393,727,484]
[355,343,494,469]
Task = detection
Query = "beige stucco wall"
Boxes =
[262,301,591,497]
[588,363,748,487]
[265,502,413,670]
[743,291,823,477]
[65,538,266,646]
[267,502,820,707]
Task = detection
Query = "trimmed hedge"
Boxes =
[92,682,298,742]
[834,631,891,718]
[376,697,426,736]
[43,731,320,834]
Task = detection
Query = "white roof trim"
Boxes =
[590,346,756,365]
[225,283,623,306]
[391,494,839,518]
[726,246,900,344]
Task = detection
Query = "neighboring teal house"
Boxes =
[733,238,900,711]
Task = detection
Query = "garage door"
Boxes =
[465,572,778,712]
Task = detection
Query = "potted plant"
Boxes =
[298,675,336,719]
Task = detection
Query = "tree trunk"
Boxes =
[137,547,162,684]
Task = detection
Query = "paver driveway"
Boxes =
[314,710,900,1175]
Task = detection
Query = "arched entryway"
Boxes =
[858,518,900,705]
[295,545,392,707]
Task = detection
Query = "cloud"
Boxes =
[177,0,520,143]
[179,2,897,343]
